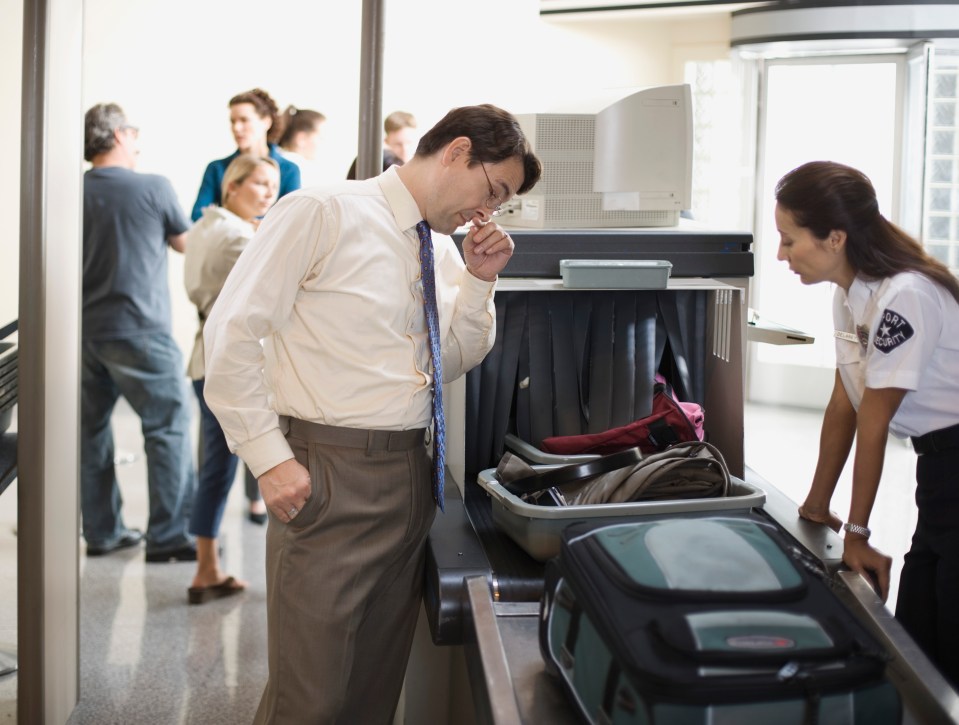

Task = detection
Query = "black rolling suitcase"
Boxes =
[539,513,902,724]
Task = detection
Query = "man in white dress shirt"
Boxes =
[203,103,542,724]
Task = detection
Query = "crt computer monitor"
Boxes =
[500,84,693,229]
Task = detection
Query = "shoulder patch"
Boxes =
[873,308,914,354]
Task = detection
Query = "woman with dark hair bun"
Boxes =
[191,88,301,221]
[775,160,959,688]
[278,105,326,187]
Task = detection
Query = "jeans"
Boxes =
[80,333,196,553]
[189,378,240,538]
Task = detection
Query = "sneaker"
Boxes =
[86,529,144,557]
[145,543,199,563]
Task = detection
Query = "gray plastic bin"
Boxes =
[476,466,766,561]
[560,259,672,289]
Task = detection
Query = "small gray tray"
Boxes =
[476,466,766,562]
[560,259,672,289]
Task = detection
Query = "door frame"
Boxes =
[746,51,910,408]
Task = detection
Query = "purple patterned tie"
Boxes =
[415,221,445,511]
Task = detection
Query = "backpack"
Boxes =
[539,513,902,725]
[540,375,705,456]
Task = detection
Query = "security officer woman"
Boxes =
[774,160,959,689]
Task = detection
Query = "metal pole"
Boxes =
[19,0,83,719]
[357,0,385,180]
[18,2,48,719]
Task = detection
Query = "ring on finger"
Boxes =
[288,505,298,517]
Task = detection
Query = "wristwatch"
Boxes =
[843,522,872,539]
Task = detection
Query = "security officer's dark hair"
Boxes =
[414,104,542,196]
[776,160,959,304]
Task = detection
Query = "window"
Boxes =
[684,58,753,231]
[925,48,959,274]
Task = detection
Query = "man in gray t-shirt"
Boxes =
[81,103,197,562]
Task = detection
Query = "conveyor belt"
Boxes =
[423,476,547,647]
[427,470,795,645]
[428,470,959,724]
[462,477,544,602]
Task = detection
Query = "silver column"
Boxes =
[356,0,385,180]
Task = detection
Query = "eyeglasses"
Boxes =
[479,161,504,217]
[119,124,139,139]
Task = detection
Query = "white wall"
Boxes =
[536,11,732,109]
[2,2,733,355]
[0,1,738,353]
[75,1,732,356]
[4,3,734,355]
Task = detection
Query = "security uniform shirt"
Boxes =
[834,271,959,438]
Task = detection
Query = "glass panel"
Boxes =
[928,244,952,265]
[930,158,955,184]
[932,130,956,155]
[934,100,956,127]
[934,71,957,99]
[923,48,959,275]
[927,215,952,239]
[0,12,20,339]
[684,59,750,230]
[930,187,953,211]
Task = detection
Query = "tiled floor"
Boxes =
[0,399,926,723]
[0,399,270,724]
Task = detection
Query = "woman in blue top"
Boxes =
[192,88,300,524]
[191,88,301,222]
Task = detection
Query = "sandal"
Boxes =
[187,576,246,605]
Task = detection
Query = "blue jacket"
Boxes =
[191,143,301,221]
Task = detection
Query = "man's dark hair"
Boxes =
[84,103,127,162]
[416,104,542,195]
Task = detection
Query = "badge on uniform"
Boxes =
[834,324,871,351]
[873,308,914,354]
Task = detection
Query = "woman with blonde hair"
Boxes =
[192,88,299,523]
[184,154,280,603]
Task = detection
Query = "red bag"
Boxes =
[539,376,704,456]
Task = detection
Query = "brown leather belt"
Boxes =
[285,417,426,453]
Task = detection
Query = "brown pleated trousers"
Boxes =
[253,419,435,725]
